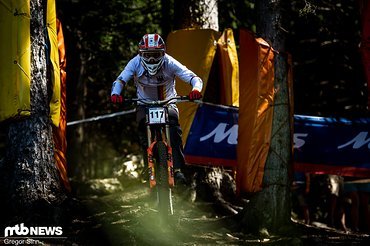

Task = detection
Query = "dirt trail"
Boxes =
[62,180,370,246]
[66,182,241,245]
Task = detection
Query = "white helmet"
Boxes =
[138,34,166,76]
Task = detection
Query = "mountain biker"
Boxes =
[110,33,203,186]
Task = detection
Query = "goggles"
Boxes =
[140,51,164,63]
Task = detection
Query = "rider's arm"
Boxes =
[189,76,203,92]
[166,54,203,92]
[111,55,140,95]
[111,80,125,95]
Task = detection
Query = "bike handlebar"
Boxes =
[124,96,195,105]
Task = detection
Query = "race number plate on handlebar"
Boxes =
[148,107,166,124]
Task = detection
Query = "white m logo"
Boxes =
[200,123,238,144]
[337,132,370,149]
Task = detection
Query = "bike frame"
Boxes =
[145,103,174,188]
[125,96,190,217]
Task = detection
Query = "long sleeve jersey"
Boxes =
[111,54,203,101]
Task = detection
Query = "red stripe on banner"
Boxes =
[185,155,237,167]
[294,162,370,178]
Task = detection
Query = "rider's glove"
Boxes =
[189,89,202,101]
[111,94,123,103]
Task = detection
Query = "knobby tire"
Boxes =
[155,141,172,222]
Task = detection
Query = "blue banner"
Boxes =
[184,103,370,177]
[184,103,238,166]
[293,115,370,177]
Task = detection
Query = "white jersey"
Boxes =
[111,54,203,101]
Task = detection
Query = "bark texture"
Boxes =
[1,0,66,225]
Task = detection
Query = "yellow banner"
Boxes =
[0,0,31,121]
[167,29,221,145]
[0,0,60,126]
[47,0,61,126]
[217,28,239,107]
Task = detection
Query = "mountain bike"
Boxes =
[125,96,190,220]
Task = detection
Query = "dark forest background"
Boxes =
[53,0,369,180]
[0,2,369,241]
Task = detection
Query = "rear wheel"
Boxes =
[155,141,173,220]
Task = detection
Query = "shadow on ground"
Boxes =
[51,179,370,246]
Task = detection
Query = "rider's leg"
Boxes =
[168,108,187,185]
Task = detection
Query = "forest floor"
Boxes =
[55,178,370,246]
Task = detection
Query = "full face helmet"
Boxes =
[138,34,166,76]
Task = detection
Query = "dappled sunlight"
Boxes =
[68,178,244,245]
[64,176,370,245]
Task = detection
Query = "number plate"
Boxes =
[148,107,166,124]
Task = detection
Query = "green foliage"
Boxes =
[218,0,256,34]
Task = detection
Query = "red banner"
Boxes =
[52,19,70,191]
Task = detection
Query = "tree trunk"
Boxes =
[241,0,292,234]
[1,0,66,225]
[174,0,219,31]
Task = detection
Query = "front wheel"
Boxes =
[155,141,173,220]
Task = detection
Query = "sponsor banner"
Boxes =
[293,115,370,177]
[184,103,238,166]
[185,104,370,177]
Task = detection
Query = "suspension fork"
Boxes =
[146,123,174,188]
[165,124,174,187]
[146,125,156,188]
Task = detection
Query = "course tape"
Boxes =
[67,108,136,126]
[66,101,232,127]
